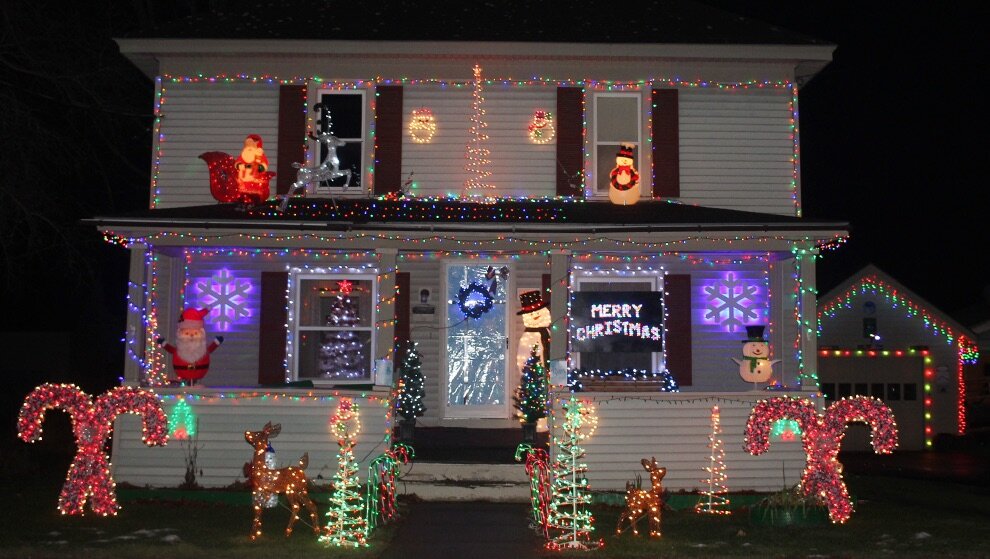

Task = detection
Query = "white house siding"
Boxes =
[111,390,391,488]
[154,81,280,208]
[171,250,378,387]
[578,392,810,492]
[676,87,797,216]
[401,85,557,199]
[818,300,961,437]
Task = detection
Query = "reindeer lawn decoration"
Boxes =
[17,383,168,516]
[744,396,898,524]
[244,422,319,540]
[279,102,352,211]
[617,457,667,538]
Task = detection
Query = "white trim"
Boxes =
[441,259,515,419]
[288,271,378,385]
[312,88,367,194]
[591,91,643,199]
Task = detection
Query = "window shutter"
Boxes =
[556,87,584,197]
[258,271,288,385]
[374,85,403,195]
[276,85,307,196]
[664,274,692,386]
[651,89,680,198]
[394,272,410,346]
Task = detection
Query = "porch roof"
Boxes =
[87,198,847,235]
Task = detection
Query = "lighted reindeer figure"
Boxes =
[744,396,898,523]
[617,457,667,538]
[244,422,319,540]
[279,103,353,211]
[17,384,168,516]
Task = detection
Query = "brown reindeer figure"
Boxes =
[616,457,667,538]
[244,422,319,540]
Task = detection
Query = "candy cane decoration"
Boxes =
[515,443,553,538]
[744,396,898,523]
[17,383,168,516]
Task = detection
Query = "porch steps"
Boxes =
[395,427,548,501]
[398,461,531,501]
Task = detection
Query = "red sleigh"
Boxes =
[199,151,276,205]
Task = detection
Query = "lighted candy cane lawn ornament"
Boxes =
[515,443,553,538]
[744,396,898,524]
[17,383,168,516]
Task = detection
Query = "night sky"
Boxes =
[0,2,983,377]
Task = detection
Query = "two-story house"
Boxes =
[92,2,845,492]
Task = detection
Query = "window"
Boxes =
[904,383,917,401]
[290,274,375,383]
[572,275,661,375]
[871,383,885,399]
[838,383,852,398]
[593,93,641,197]
[314,90,366,191]
[886,383,901,401]
[855,383,868,396]
[821,383,836,401]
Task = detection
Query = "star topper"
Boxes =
[337,280,353,295]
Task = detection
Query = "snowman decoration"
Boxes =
[516,290,551,375]
[732,325,780,388]
[608,143,641,205]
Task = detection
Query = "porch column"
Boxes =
[548,250,572,363]
[376,248,398,385]
[123,243,148,386]
[797,248,819,391]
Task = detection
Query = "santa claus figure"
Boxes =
[157,308,224,385]
[608,143,641,205]
[516,290,551,375]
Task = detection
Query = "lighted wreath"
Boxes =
[455,282,495,319]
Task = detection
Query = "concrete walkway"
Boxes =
[378,501,546,559]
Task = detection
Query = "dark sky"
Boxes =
[703,2,984,314]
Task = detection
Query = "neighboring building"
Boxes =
[817,264,980,450]
[93,2,845,492]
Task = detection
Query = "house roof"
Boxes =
[85,198,847,236]
[818,263,979,356]
[127,0,827,45]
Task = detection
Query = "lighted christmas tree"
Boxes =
[319,282,367,380]
[514,346,549,424]
[695,405,731,515]
[320,398,367,547]
[546,397,602,551]
[462,64,495,201]
[395,341,426,422]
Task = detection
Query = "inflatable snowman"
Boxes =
[516,290,551,375]
[732,325,779,386]
[608,143,641,205]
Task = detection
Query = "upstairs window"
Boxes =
[314,90,366,192]
[593,93,641,197]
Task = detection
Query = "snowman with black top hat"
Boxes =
[732,325,779,389]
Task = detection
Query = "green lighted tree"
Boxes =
[546,397,603,551]
[320,398,367,547]
[514,346,549,424]
[395,341,427,422]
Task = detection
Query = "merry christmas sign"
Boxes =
[570,292,663,353]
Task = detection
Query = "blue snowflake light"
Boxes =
[194,268,254,331]
[701,272,765,333]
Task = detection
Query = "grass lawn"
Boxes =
[0,476,394,558]
[4,465,989,558]
[560,474,990,558]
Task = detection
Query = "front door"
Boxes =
[443,262,511,418]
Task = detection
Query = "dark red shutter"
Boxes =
[652,89,680,199]
[276,85,307,195]
[374,85,403,195]
[258,272,288,385]
[664,274,692,386]
[394,272,410,347]
[556,87,584,197]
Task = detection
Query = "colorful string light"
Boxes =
[546,397,603,551]
[744,396,898,524]
[364,443,413,534]
[321,398,368,548]
[516,443,553,538]
[17,384,168,516]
